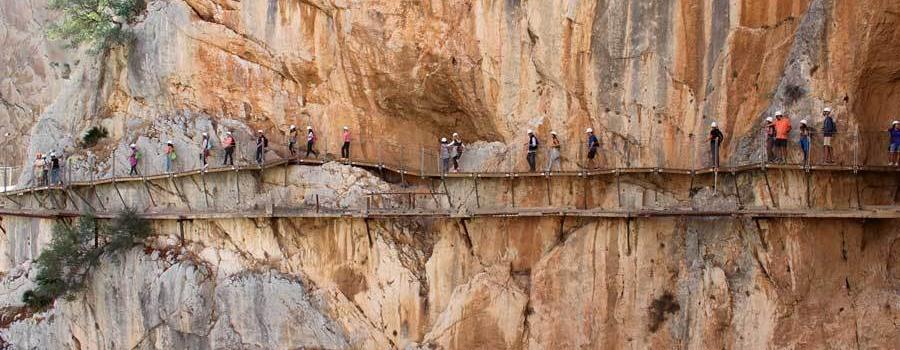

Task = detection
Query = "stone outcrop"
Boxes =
[0,0,899,349]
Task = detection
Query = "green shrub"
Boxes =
[22,209,153,309]
[48,0,146,52]
[81,126,109,148]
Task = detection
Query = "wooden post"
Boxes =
[420,146,425,177]
[316,194,320,213]
[581,174,588,210]
[473,175,480,209]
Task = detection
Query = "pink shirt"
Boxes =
[342,131,351,143]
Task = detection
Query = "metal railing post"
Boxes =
[420,146,425,177]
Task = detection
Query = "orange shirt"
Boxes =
[774,119,792,139]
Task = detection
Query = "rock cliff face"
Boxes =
[0,0,899,349]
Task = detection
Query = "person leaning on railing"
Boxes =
[889,120,900,166]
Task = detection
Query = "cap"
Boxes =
[710,122,718,128]
[441,137,447,142]
[586,128,593,133]
[775,111,783,116]
[550,131,557,135]
[527,129,533,134]
[765,117,774,122]
[823,107,832,113]
[800,119,807,125]
[290,125,296,129]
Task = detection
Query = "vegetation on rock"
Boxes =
[80,126,108,148]
[22,208,152,309]
[47,0,145,51]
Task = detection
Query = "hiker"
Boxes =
[41,155,49,186]
[439,138,451,174]
[798,120,811,166]
[822,107,837,163]
[288,125,298,156]
[129,144,141,175]
[164,141,176,173]
[526,129,539,172]
[707,122,724,168]
[256,130,268,165]
[764,117,775,162]
[33,153,45,186]
[547,131,561,172]
[586,128,599,168]
[200,133,211,169]
[450,132,464,172]
[341,126,351,159]
[49,151,61,185]
[305,126,319,158]
[222,132,236,166]
[774,111,791,163]
[889,120,900,166]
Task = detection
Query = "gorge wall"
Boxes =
[0,0,899,349]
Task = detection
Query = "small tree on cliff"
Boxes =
[47,0,146,51]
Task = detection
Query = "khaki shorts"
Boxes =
[823,136,833,146]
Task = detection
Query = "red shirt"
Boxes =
[774,119,792,140]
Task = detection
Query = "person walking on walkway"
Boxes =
[798,120,811,166]
[586,128,599,169]
[450,132,464,172]
[49,151,61,185]
[256,130,268,165]
[305,126,319,158]
[764,117,775,162]
[223,132,236,166]
[41,154,49,186]
[707,122,724,168]
[129,144,141,175]
[889,120,900,166]
[164,141,176,173]
[439,138,451,174]
[526,129,539,172]
[547,131,561,172]
[200,133,211,169]
[341,126,351,159]
[33,153,45,186]
[822,107,837,164]
[774,111,792,163]
[288,125,298,157]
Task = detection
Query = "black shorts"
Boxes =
[775,139,788,147]
[587,148,597,159]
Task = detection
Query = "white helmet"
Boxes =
[202,132,208,136]
[440,137,447,142]
[167,140,173,144]
[130,143,136,148]
[527,129,533,134]
[226,131,232,135]
[765,117,774,122]
[775,110,784,117]
[257,130,263,133]
[550,131,557,135]
[893,120,899,125]
[343,126,349,130]
[710,122,718,128]
[290,125,296,129]
[586,128,593,133]
[307,126,312,130]
[452,132,459,137]
[823,107,832,113]
[800,119,808,125]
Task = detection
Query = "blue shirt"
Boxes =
[587,134,599,149]
[890,128,900,144]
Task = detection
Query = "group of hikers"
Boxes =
[438,128,601,173]
[123,126,351,176]
[28,110,900,184]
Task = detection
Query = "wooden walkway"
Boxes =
[1,206,897,220]
[2,157,898,197]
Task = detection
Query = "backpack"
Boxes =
[263,136,269,148]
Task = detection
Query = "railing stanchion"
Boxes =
[420,146,425,177]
